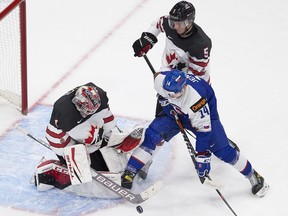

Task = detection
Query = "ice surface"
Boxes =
[1,0,288,215]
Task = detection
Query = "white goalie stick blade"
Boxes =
[203,177,224,190]
[91,169,164,204]
[138,180,164,201]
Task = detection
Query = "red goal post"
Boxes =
[0,0,28,115]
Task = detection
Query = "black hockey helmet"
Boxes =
[169,1,195,22]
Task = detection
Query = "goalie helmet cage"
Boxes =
[0,0,28,115]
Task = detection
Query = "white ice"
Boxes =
[0,0,288,215]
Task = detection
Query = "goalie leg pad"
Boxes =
[64,144,92,185]
[35,159,71,191]
[100,146,128,173]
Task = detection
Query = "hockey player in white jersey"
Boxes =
[121,70,269,198]
[132,1,211,83]
[132,1,213,177]
[34,82,145,198]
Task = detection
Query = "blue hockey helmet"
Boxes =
[163,70,187,98]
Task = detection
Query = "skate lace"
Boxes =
[249,173,262,187]
[131,128,144,139]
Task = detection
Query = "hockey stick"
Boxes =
[171,111,237,216]
[143,54,156,74]
[142,54,237,216]
[15,125,164,204]
[142,54,240,152]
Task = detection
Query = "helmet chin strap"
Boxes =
[180,23,194,38]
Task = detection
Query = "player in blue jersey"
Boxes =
[121,70,269,197]
[131,1,214,174]
[132,1,212,120]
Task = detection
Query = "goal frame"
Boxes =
[0,0,28,115]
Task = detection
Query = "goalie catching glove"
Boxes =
[132,32,158,57]
[108,126,145,153]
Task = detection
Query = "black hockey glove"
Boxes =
[132,32,158,57]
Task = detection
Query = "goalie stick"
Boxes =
[142,54,238,216]
[15,125,164,204]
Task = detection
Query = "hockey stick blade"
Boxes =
[91,170,164,204]
[203,177,224,190]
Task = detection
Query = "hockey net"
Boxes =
[0,0,27,115]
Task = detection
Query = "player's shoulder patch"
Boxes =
[190,97,207,113]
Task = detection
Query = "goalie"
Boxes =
[34,82,145,198]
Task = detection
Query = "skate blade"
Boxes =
[255,182,269,198]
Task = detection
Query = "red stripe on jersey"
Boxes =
[189,57,209,68]
[103,115,114,123]
[156,16,164,32]
[48,136,71,148]
[188,66,206,76]
[46,127,67,139]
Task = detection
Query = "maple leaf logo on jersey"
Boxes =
[84,125,97,145]
[166,53,177,65]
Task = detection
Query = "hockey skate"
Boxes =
[121,170,136,189]
[138,160,153,180]
[249,170,269,197]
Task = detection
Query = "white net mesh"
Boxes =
[0,0,22,108]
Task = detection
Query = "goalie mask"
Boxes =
[72,85,101,118]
